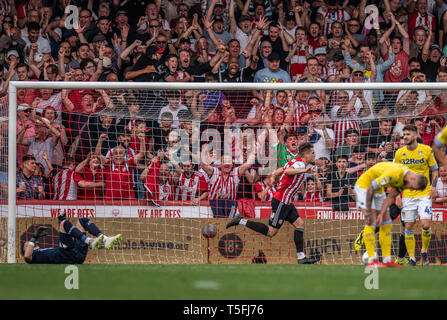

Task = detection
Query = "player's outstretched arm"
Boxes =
[433,142,447,169]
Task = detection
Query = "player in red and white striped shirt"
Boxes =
[227,143,320,264]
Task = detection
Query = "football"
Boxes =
[362,251,377,264]
[202,224,217,238]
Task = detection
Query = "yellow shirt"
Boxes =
[394,144,438,198]
[434,125,447,147]
[355,162,408,193]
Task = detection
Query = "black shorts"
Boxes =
[269,198,299,229]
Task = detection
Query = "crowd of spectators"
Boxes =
[2,0,447,217]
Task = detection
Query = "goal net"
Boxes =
[1,81,447,265]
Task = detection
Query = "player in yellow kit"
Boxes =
[394,125,438,266]
[433,124,447,169]
[354,161,428,267]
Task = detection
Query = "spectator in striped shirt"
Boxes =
[52,157,77,201]
[199,142,257,218]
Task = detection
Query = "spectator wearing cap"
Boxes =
[203,15,232,53]
[408,0,436,41]
[16,155,44,200]
[0,24,26,63]
[23,22,51,63]
[254,51,291,84]
[229,0,254,52]
[128,45,166,82]
[313,47,329,79]
[420,42,442,82]
[19,118,64,175]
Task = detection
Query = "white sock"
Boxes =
[239,219,247,226]
[382,256,391,263]
[85,237,92,245]
[297,252,305,260]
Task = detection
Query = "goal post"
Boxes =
[3,80,447,265]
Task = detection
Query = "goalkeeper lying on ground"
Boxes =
[23,214,122,264]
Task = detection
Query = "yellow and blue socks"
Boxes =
[405,229,416,262]
[363,224,376,262]
[379,220,392,263]
[421,227,431,253]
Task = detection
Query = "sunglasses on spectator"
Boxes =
[150,25,159,28]
[156,41,167,44]
[4,19,12,23]
[353,72,363,77]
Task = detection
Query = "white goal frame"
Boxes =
[7,80,447,263]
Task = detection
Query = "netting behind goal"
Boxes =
[1,82,447,265]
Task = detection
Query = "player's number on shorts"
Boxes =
[270,209,276,220]
[425,206,432,215]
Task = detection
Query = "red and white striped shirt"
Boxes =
[175,171,208,201]
[303,190,323,202]
[145,161,175,201]
[318,7,350,36]
[53,169,77,200]
[332,119,361,149]
[274,157,306,205]
[294,102,308,130]
[255,181,277,201]
[289,46,313,80]
[106,146,136,161]
[207,167,240,201]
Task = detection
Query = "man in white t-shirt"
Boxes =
[23,22,51,64]
[158,91,188,129]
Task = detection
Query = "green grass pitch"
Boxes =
[1,264,447,300]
